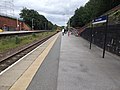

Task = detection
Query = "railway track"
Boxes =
[0,33,56,73]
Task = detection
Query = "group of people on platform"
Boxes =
[62,28,71,36]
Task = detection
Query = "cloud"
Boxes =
[2,0,89,26]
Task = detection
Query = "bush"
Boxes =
[15,36,21,44]
[32,33,37,37]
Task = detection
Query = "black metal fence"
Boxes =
[80,24,120,56]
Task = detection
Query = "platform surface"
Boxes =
[27,33,61,90]
[0,33,120,90]
[57,34,120,90]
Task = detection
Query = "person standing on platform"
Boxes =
[62,29,65,36]
[68,30,70,36]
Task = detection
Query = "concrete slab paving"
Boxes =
[27,35,61,90]
[57,34,120,90]
[0,32,120,90]
[9,33,60,90]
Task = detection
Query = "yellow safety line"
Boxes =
[9,33,59,90]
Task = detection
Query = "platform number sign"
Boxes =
[90,15,108,58]
[92,15,107,24]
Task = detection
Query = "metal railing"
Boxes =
[81,24,120,56]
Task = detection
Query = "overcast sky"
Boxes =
[1,0,89,26]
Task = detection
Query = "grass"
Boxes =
[0,31,56,53]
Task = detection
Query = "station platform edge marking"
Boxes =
[0,34,56,76]
[9,33,60,90]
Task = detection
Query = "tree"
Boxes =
[69,0,120,28]
[47,21,53,30]
[19,8,53,30]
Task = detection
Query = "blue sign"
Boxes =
[92,15,107,24]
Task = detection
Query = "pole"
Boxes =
[16,18,18,30]
[102,15,108,58]
[20,22,21,31]
[5,1,7,16]
[32,18,33,30]
[90,23,93,49]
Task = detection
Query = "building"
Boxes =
[0,15,31,31]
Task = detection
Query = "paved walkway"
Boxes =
[0,34,59,90]
[57,34,120,90]
[27,35,61,90]
[0,33,120,90]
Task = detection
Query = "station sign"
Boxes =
[92,15,107,24]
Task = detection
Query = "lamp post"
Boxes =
[63,13,66,28]
[66,3,71,29]
[68,18,70,29]
[32,18,34,30]
[16,18,19,31]
[20,22,21,31]
[16,18,18,28]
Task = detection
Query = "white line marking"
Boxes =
[0,37,52,75]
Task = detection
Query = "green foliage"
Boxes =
[0,32,56,53]
[19,8,54,30]
[109,10,120,24]
[69,0,120,27]
[15,36,21,44]
[52,24,58,31]
[32,33,37,37]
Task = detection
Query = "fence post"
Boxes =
[90,23,93,49]
[102,15,108,58]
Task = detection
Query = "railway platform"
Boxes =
[0,32,120,90]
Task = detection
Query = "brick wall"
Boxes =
[0,15,31,31]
